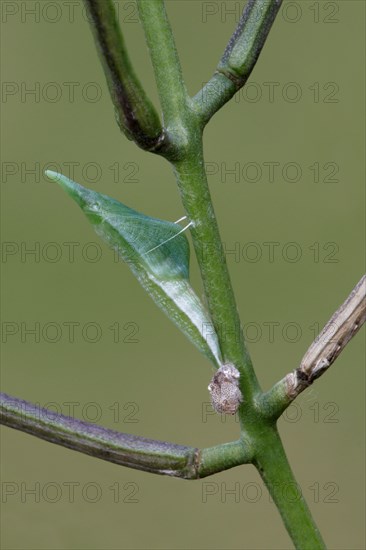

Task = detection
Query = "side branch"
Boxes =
[0,393,251,478]
[83,0,164,152]
[193,0,283,126]
[261,274,366,419]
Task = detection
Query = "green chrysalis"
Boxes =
[47,171,222,367]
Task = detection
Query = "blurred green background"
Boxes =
[1,1,365,548]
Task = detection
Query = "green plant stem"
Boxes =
[173,151,259,399]
[137,0,190,158]
[199,439,253,478]
[253,425,326,549]
[137,0,258,399]
[135,3,326,547]
[83,0,163,151]
[193,0,283,126]
[0,392,252,479]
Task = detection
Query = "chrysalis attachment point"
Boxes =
[208,364,243,415]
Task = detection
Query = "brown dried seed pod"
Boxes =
[208,364,243,415]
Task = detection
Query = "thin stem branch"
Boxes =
[254,426,326,549]
[261,274,366,419]
[173,152,260,401]
[83,0,163,151]
[137,0,189,155]
[193,0,283,126]
[0,393,252,479]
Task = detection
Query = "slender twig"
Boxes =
[137,1,188,122]
[83,0,164,152]
[136,0,191,160]
[0,393,252,478]
[261,275,366,419]
[193,0,283,126]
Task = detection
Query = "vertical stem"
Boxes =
[138,0,259,400]
[137,0,189,133]
[113,3,326,547]
[254,426,326,549]
[173,146,259,399]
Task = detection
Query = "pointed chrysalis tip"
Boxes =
[45,170,81,193]
[45,170,76,190]
[45,169,62,181]
[45,171,85,208]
